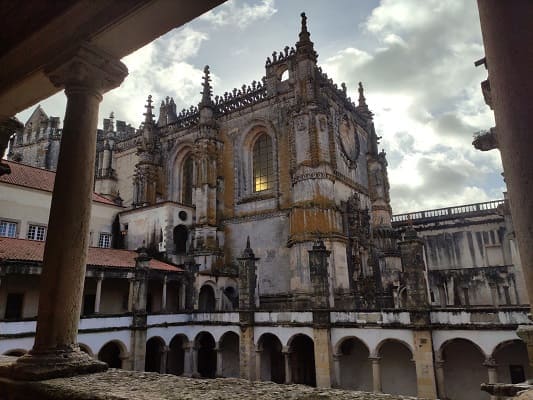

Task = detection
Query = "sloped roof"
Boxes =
[0,237,182,272]
[0,160,119,206]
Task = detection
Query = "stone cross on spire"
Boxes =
[358,82,367,108]
[143,95,154,124]
[299,12,310,41]
[199,65,214,108]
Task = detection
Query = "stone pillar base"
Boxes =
[517,325,533,369]
[0,348,107,381]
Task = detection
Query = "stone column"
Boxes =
[484,358,499,400]
[11,43,127,380]
[180,281,187,310]
[255,346,263,381]
[413,330,437,399]
[183,342,194,376]
[215,344,223,377]
[160,346,169,374]
[435,359,446,400]
[161,276,167,312]
[313,325,333,388]
[129,249,150,371]
[369,357,382,393]
[191,345,199,378]
[282,347,292,384]
[128,278,134,312]
[477,0,533,366]
[94,276,103,314]
[332,353,341,388]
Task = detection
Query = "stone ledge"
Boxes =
[0,369,421,400]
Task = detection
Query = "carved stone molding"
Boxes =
[45,43,128,97]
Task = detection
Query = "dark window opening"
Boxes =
[510,365,526,384]
[83,294,95,315]
[173,225,188,254]
[5,293,23,319]
[199,285,216,312]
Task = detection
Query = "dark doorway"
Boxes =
[173,225,188,254]
[168,335,186,375]
[197,332,216,378]
[259,333,284,383]
[145,337,164,372]
[98,341,123,368]
[199,285,216,312]
[5,293,24,319]
[290,334,316,386]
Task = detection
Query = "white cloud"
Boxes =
[200,0,277,29]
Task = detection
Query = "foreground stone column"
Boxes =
[369,357,382,393]
[485,358,499,400]
[477,0,533,365]
[313,325,333,388]
[162,276,167,312]
[413,331,437,399]
[255,346,262,381]
[9,43,127,380]
[183,343,194,376]
[332,353,341,388]
[215,344,223,377]
[160,346,169,374]
[282,346,292,384]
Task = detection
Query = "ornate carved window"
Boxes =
[182,156,193,205]
[252,134,274,192]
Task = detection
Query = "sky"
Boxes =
[15,0,504,214]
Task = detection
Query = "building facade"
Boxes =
[3,14,531,400]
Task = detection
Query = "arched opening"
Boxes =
[145,337,165,373]
[337,337,372,391]
[3,349,26,357]
[280,69,289,81]
[379,340,417,396]
[78,343,93,357]
[258,333,284,383]
[442,338,488,400]
[182,155,193,205]
[98,341,124,368]
[494,340,530,384]
[196,332,216,378]
[289,334,316,387]
[173,225,188,254]
[223,286,238,310]
[219,331,240,377]
[167,335,187,375]
[198,285,216,312]
[252,133,274,192]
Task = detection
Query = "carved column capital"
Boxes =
[45,43,128,98]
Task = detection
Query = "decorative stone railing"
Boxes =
[214,79,267,115]
[391,199,505,225]
[430,308,530,326]
[255,311,313,324]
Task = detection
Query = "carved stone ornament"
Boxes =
[45,42,128,95]
[337,114,360,168]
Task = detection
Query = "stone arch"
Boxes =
[198,284,217,312]
[335,336,372,391]
[257,332,285,383]
[145,336,166,373]
[167,334,188,375]
[377,339,416,397]
[219,331,240,377]
[221,279,238,310]
[3,349,27,357]
[440,338,488,400]
[98,340,127,369]
[492,339,530,384]
[173,224,188,254]
[287,333,316,387]
[169,143,195,203]
[196,331,216,378]
[234,120,279,200]
[78,343,94,357]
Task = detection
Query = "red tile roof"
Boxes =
[0,160,120,206]
[0,237,182,272]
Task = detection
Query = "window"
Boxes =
[98,233,111,248]
[253,134,274,192]
[83,294,95,315]
[27,224,46,241]
[5,293,24,319]
[0,221,17,238]
[182,156,193,205]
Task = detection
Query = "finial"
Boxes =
[246,236,251,249]
[358,82,367,107]
[200,65,214,107]
[143,95,154,123]
[242,236,256,258]
[295,12,316,61]
[301,12,308,33]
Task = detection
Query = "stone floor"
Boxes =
[0,369,421,400]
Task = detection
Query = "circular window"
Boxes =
[178,211,188,221]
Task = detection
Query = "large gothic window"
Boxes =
[253,134,274,192]
[182,156,193,205]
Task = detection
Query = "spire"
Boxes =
[143,95,154,124]
[295,12,317,62]
[242,236,256,258]
[199,65,214,108]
